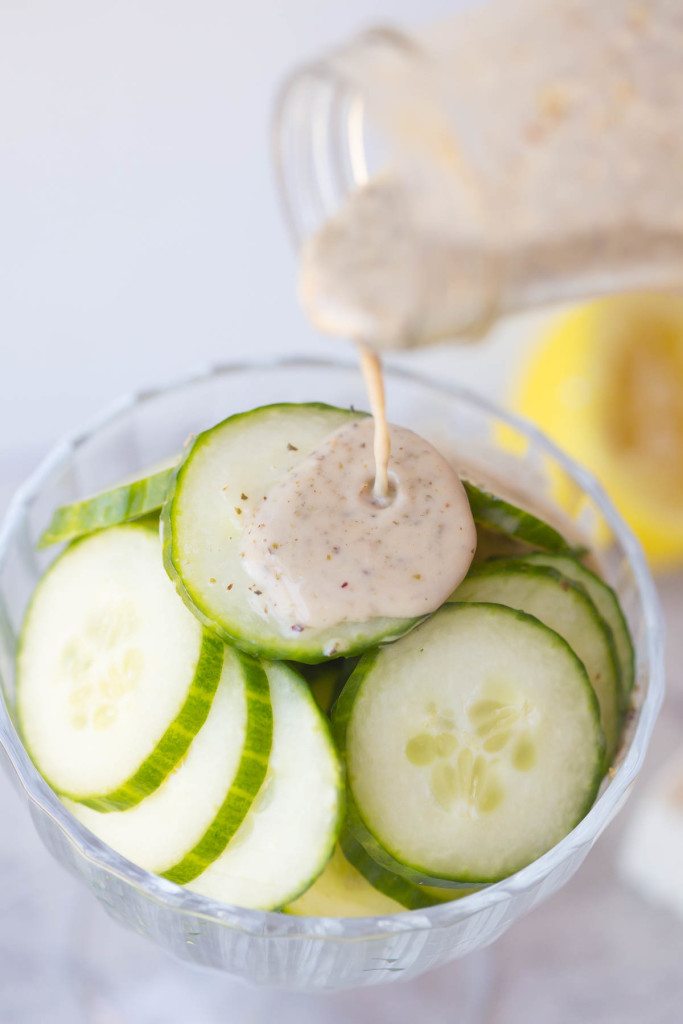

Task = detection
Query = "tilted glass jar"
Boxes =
[274,0,683,348]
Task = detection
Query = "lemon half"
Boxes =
[515,293,683,569]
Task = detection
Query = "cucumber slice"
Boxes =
[285,844,404,918]
[463,481,579,555]
[18,525,224,810]
[520,552,634,698]
[38,468,175,548]
[296,658,357,715]
[186,662,343,910]
[64,647,271,876]
[334,603,604,885]
[451,560,621,762]
[286,832,468,917]
[472,525,531,564]
[162,403,422,663]
[339,831,471,910]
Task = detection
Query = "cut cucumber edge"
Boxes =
[463,481,582,556]
[339,830,473,910]
[343,786,491,890]
[65,627,225,813]
[519,552,635,697]
[61,645,268,876]
[161,402,423,664]
[333,648,494,888]
[38,467,175,548]
[333,604,605,886]
[283,844,405,918]
[185,661,344,911]
[451,559,622,763]
[65,626,223,811]
[269,662,346,908]
[162,651,273,884]
[18,525,225,812]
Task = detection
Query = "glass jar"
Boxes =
[274,2,683,347]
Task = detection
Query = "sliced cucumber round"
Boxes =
[519,552,634,698]
[64,647,271,876]
[339,831,472,910]
[38,467,175,548]
[285,844,404,918]
[463,481,579,555]
[186,661,343,910]
[18,525,224,810]
[334,603,604,885]
[471,525,531,564]
[162,403,422,663]
[451,560,622,763]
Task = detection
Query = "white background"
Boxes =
[0,0,516,498]
[1,3,682,1022]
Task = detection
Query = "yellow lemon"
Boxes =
[514,293,683,569]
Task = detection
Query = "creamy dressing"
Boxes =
[240,215,480,631]
[241,418,476,631]
[299,175,490,349]
[358,343,391,502]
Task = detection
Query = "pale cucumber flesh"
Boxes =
[287,832,466,917]
[163,403,421,663]
[65,646,270,876]
[187,662,343,910]
[519,552,634,698]
[334,603,604,884]
[163,650,272,883]
[18,525,223,809]
[451,561,622,762]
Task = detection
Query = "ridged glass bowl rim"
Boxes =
[0,357,665,940]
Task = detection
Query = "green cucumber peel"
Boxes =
[18,524,227,812]
[270,662,347,908]
[332,649,484,890]
[463,481,582,556]
[339,830,473,910]
[163,651,273,884]
[38,467,175,548]
[73,629,225,813]
[341,788,487,891]
[162,402,423,663]
[183,660,344,911]
[333,604,605,885]
[519,551,635,698]
[451,559,622,762]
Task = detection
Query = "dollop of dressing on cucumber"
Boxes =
[241,418,476,630]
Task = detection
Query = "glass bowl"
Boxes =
[0,359,664,992]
